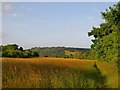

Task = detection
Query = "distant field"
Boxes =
[1,57,118,88]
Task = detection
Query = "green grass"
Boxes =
[96,61,118,88]
[2,57,118,88]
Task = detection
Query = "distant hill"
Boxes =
[31,47,90,58]
[31,47,90,51]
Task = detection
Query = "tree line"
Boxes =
[0,44,90,58]
[0,44,39,58]
[31,47,90,58]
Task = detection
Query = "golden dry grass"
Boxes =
[2,57,97,69]
[1,57,118,88]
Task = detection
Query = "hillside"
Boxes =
[31,47,90,58]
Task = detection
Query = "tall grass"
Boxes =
[96,61,118,88]
[2,57,118,88]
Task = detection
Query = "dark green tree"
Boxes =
[1,44,39,58]
[88,2,120,67]
[19,47,23,51]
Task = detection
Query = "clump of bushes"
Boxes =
[0,44,39,58]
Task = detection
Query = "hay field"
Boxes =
[1,57,118,88]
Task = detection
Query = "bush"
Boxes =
[1,44,39,58]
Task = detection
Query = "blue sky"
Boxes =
[2,2,117,49]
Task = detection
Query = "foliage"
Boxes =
[0,44,92,59]
[31,47,90,58]
[88,2,120,67]
[1,44,39,58]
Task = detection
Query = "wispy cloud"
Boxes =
[2,3,18,17]
[2,3,32,17]
[2,3,12,13]
[12,12,17,16]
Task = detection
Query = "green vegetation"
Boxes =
[31,47,90,58]
[0,44,90,59]
[96,61,118,88]
[2,58,118,88]
[88,2,120,67]
[0,44,39,58]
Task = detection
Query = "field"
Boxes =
[1,57,118,88]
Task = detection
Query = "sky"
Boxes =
[1,2,117,49]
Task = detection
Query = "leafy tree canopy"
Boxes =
[88,2,120,67]
[1,44,39,58]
